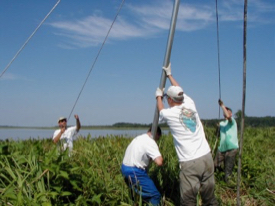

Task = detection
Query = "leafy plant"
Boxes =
[0,127,274,205]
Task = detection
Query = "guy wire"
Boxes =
[215,0,222,118]
[0,0,61,78]
[67,0,126,121]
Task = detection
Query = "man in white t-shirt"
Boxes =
[53,115,81,154]
[155,63,218,206]
[121,127,163,206]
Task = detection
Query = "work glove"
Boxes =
[155,87,164,98]
[218,99,223,106]
[163,63,172,76]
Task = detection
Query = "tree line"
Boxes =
[112,112,275,129]
[1,112,274,129]
[202,110,275,128]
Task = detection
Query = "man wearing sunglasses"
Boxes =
[53,114,81,154]
[155,63,218,206]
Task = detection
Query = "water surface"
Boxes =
[0,128,168,141]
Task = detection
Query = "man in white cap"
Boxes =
[53,114,81,154]
[155,63,218,206]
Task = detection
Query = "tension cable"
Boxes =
[67,0,126,121]
[0,0,61,78]
[215,0,222,118]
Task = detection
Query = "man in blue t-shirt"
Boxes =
[214,99,239,182]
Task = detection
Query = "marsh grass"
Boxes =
[0,127,274,205]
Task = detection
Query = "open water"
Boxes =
[0,128,169,141]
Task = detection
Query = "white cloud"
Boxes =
[48,0,274,48]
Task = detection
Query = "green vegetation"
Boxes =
[0,127,274,205]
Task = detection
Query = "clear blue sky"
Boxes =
[0,0,274,127]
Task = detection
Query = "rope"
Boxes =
[67,0,126,121]
[215,0,222,118]
[212,0,222,160]
[0,0,61,79]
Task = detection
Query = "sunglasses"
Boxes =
[164,94,171,99]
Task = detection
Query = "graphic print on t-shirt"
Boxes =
[179,107,197,133]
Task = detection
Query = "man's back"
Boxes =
[159,94,210,162]
[122,134,161,170]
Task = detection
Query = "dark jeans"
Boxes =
[214,149,238,182]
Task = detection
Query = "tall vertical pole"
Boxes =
[151,0,180,139]
[237,0,248,205]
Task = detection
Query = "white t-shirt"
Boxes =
[53,126,78,151]
[159,94,210,162]
[122,133,161,170]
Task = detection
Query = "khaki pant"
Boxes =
[179,153,219,206]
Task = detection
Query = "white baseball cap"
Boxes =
[166,86,184,102]
[58,117,67,123]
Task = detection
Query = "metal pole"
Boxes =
[237,0,248,205]
[151,0,180,139]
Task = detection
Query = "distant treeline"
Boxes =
[112,115,275,128]
[1,115,274,129]
[202,116,275,128]
[112,122,169,128]
[203,111,275,128]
